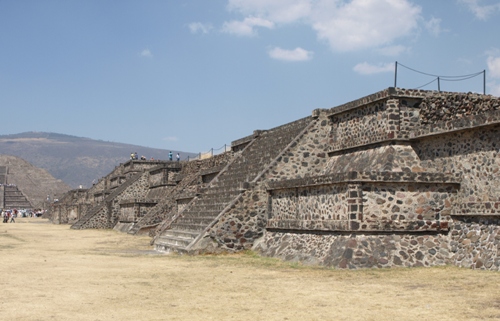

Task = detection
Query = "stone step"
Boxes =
[154,239,188,254]
[204,185,242,194]
[165,229,200,239]
[181,209,221,217]
[170,222,208,232]
[185,203,231,212]
[185,204,227,212]
[177,216,216,225]
[200,188,241,196]
[156,234,193,248]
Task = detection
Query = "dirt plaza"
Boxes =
[1,218,499,321]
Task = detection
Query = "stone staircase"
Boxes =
[127,201,172,235]
[71,171,143,229]
[0,166,6,185]
[127,171,202,235]
[155,116,314,253]
[2,185,32,209]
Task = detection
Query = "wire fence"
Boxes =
[394,61,486,94]
[185,144,231,161]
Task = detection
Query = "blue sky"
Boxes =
[1,0,499,154]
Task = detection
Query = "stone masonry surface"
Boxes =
[60,87,500,270]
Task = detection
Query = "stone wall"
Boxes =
[132,152,234,236]
[48,189,89,224]
[203,187,268,251]
[51,201,91,224]
[450,216,500,269]
[255,231,451,268]
[328,100,394,151]
[59,87,500,270]
[74,171,149,229]
[109,172,151,225]
[55,159,180,228]
[248,88,500,269]
[256,215,500,270]
[148,163,182,188]
[118,200,157,223]
[266,172,458,233]
[180,152,233,178]
[324,144,423,174]
[413,126,500,208]
[419,92,500,124]
[151,88,500,269]
[267,116,328,180]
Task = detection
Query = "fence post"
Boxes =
[394,61,397,88]
[484,70,486,95]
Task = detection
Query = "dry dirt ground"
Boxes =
[1,218,499,321]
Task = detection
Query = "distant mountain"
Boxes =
[0,154,70,208]
[0,132,195,189]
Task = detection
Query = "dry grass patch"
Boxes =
[1,218,499,321]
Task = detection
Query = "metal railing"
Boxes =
[394,61,486,94]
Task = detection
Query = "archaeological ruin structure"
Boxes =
[0,166,32,210]
[49,87,500,270]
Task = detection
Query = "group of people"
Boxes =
[1,208,44,223]
[168,151,180,162]
[129,151,181,162]
[129,152,155,161]
[2,209,15,223]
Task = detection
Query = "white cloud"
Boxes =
[485,52,500,95]
[460,0,500,20]
[425,16,443,37]
[268,47,313,61]
[162,136,179,142]
[487,55,500,78]
[222,16,274,36]
[488,81,500,96]
[189,22,213,34]
[311,0,421,52]
[225,0,422,52]
[223,0,427,54]
[227,0,311,23]
[140,49,152,58]
[353,62,394,75]
[376,45,408,57]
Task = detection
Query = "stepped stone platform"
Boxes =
[0,166,33,209]
[126,154,233,236]
[1,185,32,209]
[0,157,69,209]
[154,116,314,253]
[53,87,500,270]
